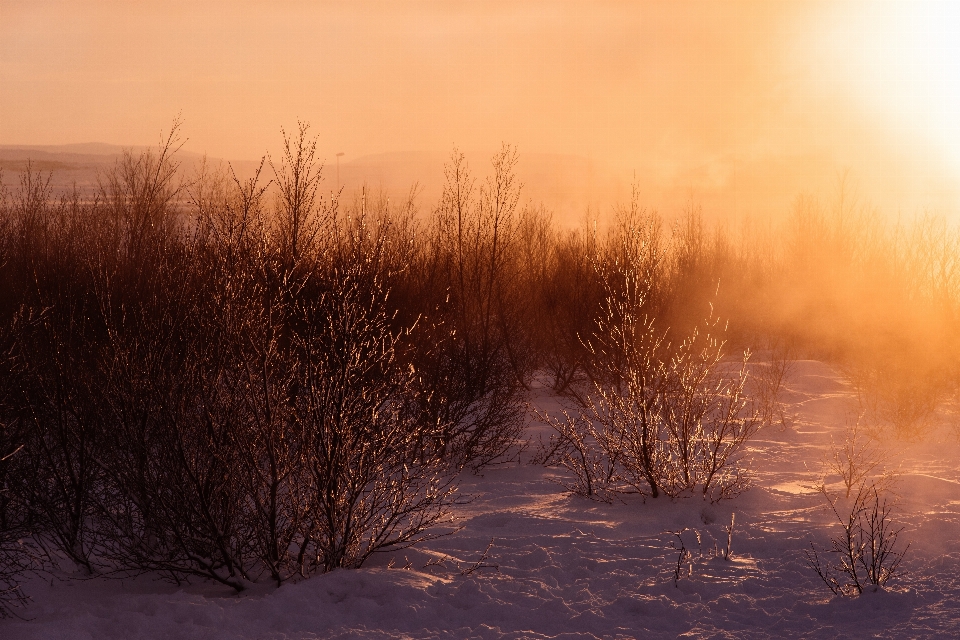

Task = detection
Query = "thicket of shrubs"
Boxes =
[0,123,957,613]
[0,123,521,610]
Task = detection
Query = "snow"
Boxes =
[5,359,960,638]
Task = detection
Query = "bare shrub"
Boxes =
[89,226,255,588]
[0,534,28,619]
[806,481,909,596]
[405,146,528,468]
[185,153,316,588]
[662,328,759,500]
[537,212,763,502]
[722,512,735,561]
[663,206,723,332]
[668,528,696,585]
[531,223,602,393]
[295,269,459,572]
[270,121,326,270]
[824,416,891,499]
[532,409,617,501]
[97,121,186,262]
[85,127,459,588]
[751,339,796,430]
[4,165,107,574]
[92,247,414,589]
[419,537,499,575]
[16,306,103,573]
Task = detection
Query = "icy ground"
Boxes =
[5,360,960,638]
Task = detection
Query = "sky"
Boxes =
[2,0,960,221]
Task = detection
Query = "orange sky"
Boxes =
[2,0,960,221]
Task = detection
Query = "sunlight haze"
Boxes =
[2,0,959,220]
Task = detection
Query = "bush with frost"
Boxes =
[822,416,893,499]
[0,123,459,592]
[537,214,764,501]
[806,481,909,596]
[405,146,529,469]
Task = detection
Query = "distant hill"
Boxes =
[1,144,120,194]
[0,145,630,226]
[0,143,210,197]
[10,144,934,227]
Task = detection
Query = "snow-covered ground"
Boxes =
[5,360,960,638]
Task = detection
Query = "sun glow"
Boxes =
[814,0,960,172]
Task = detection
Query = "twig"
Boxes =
[460,538,499,576]
[723,512,735,560]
